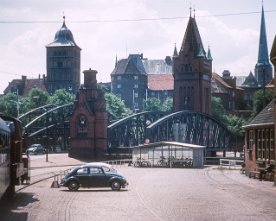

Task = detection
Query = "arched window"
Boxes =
[77,114,88,136]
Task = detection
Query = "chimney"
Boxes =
[83,68,98,88]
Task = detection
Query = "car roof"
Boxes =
[84,162,113,168]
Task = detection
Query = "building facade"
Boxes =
[111,54,147,111]
[46,17,81,94]
[173,14,212,114]
[69,69,108,159]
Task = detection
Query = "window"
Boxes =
[134,84,138,89]
[134,76,138,80]
[248,130,254,150]
[77,167,89,175]
[134,93,138,98]
[117,84,121,89]
[90,167,103,174]
[117,76,121,80]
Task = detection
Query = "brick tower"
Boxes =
[69,69,108,159]
[173,12,212,114]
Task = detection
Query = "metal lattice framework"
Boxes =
[20,103,74,150]
[20,105,230,152]
[107,111,168,149]
[146,111,230,151]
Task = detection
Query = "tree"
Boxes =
[211,96,251,152]
[211,97,227,123]
[252,88,273,116]
[160,97,173,112]
[49,89,76,105]
[142,97,161,112]
[28,88,50,109]
[104,93,132,120]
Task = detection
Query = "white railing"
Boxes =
[219,159,244,169]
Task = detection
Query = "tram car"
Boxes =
[0,114,29,200]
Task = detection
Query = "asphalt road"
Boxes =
[1,155,276,221]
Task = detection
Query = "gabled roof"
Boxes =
[111,54,146,76]
[243,100,274,129]
[23,79,47,96]
[212,73,232,89]
[241,72,259,87]
[147,74,174,91]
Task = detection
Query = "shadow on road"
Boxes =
[0,192,39,221]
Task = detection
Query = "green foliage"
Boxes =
[160,97,173,112]
[28,88,50,109]
[211,97,226,123]
[211,96,249,137]
[252,88,273,116]
[49,89,75,105]
[142,97,173,112]
[143,97,161,112]
[104,93,132,119]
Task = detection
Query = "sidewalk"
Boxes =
[28,153,86,169]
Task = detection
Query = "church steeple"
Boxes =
[254,4,272,86]
[257,5,270,66]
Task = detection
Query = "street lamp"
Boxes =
[260,64,266,109]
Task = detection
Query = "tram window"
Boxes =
[6,121,15,132]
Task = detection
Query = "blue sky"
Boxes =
[0,0,275,93]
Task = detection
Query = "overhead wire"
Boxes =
[0,9,275,24]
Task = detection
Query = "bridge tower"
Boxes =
[69,69,108,159]
[173,11,212,114]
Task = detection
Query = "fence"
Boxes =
[219,159,244,169]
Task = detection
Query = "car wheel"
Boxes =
[111,180,121,191]
[68,180,79,191]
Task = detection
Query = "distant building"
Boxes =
[4,75,47,96]
[147,74,174,102]
[110,54,147,111]
[46,16,81,94]
[173,13,212,114]
[254,5,273,86]
[211,71,244,112]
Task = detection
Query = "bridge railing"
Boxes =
[218,159,244,169]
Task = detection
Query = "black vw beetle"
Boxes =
[60,162,128,191]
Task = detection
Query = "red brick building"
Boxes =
[69,69,108,159]
[173,14,212,114]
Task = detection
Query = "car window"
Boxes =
[76,167,89,175]
[102,166,117,173]
[90,167,103,174]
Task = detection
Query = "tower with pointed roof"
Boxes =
[46,16,81,94]
[110,54,147,111]
[255,4,272,86]
[173,11,212,114]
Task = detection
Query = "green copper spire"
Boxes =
[207,46,213,61]
[257,5,270,66]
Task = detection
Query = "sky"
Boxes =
[0,0,275,94]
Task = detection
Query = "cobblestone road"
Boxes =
[1,154,276,221]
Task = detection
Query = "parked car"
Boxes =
[26,144,45,155]
[60,162,128,191]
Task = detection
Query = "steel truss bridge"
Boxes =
[19,103,73,150]
[108,111,230,152]
[20,105,230,152]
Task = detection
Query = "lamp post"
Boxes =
[262,65,266,109]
